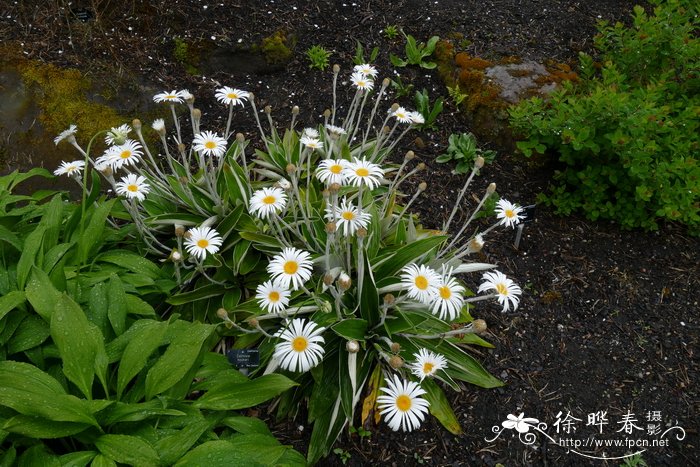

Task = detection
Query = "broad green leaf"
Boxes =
[124,295,156,316]
[307,394,346,465]
[107,275,127,336]
[222,416,272,436]
[194,374,297,410]
[98,400,186,425]
[155,417,215,466]
[96,250,164,280]
[331,319,368,341]
[167,283,229,306]
[90,454,117,467]
[421,377,462,434]
[0,290,25,321]
[16,226,44,290]
[239,231,282,249]
[94,434,160,466]
[76,199,115,263]
[145,322,214,399]
[174,440,265,467]
[2,415,89,439]
[58,451,96,467]
[25,266,62,321]
[51,294,107,399]
[228,434,293,465]
[16,443,60,467]
[0,360,65,394]
[7,314,50,354]
[0,224,22,251]
[117,320,168,399]
[373,235,446,278]
[0,386,97,426]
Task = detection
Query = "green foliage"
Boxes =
[620,453,648,467]
[353,41,379,66]
[413,89,444,130]
[510,0,700,232]
[390,33,440,69]
[260,30,296,64]
[172,36,200,75]
[436,133,496,174]
[383,25,399,40]
[447,84,468,106]
[306,45,332,71]
[390,75,414,98]
[0,170,304,464]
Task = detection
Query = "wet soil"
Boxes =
[2,1,698,465]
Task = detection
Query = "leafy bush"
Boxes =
[436,133,496,174]
[390,33,439,69]
[0,170,303,464]
[509,0,699,232]
[306,45,331,71]
[53,64,526,464]
[413,89,444,131]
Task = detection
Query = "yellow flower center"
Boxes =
[342,211,355,221]
[397,112,406,119]
[292,336,308,352]
[423,362,435,374]
[120,150,131,159]
[414,275,428,290]
[358,80,366,87]
[355,167,369,177]
[227,93,238,99]
[284,260,299,275]
[166,95,176,99]
[505,209,515,218]
[396,394,412,412]
[330,164,343,174]
[496,283,508,296]
[268,291,280,302]
[439,286,452,299]
[205,141,216,149]
[127,184,138,192]
[197,239,210,248]
[263,195,277,205]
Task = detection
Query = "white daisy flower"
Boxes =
[107,140,143,170]
[193,130,228,158]
[105,124,131,145]
[273,318,326,372]
[350,71,374,91]
[495,199,525,228]
[267,247,313,291]
[151,118,166,133]
[215,86,250,106]
[115,174,150,202]
[153,90,185,104]
[353,63,378,78]
[409,111,425,125]
[53,124,77,145]
[400,263,440,304]
[302,127,320,138]
[300,135,323,151]
[93,155,111,172]
[391,106,413,124]
[53,160,85,177]
[256,280,291,314]
[180,89,194,102]
[325,124,346,137]
[377,374,430,432]
[249,187,288,219]
[409,348,448,381]
[316,158,348,185]
[477,270,522,312]
[430,268,465,321]
[325,198,371,236]
[343,157,384,190]
[184,226,224,260]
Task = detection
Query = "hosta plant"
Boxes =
[54,63,526,464]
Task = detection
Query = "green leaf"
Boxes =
[7,314,50,354]
[58,451,96,467]
[373,235,446,278]
[117,320,168,399]
[16,443,61,467]
[25,267,62,320]
[421,377,462,434]
[94,434,160,466]
[0,290,25,321]
[0,386,97,426]
[107,275,127,336]
[2,415,89,439]
[98,400,186,425]
[167,283,229,306]
[155,417,215,466]
[331,319,368,341]
[194,374,297,410]
[124,294,156,316]
[51,294,107,399]
[76,199,116,264]
[96,250,164,280]
[0,224,22,251]
[173,441,266,467]
[222,416,272,436]
[16,226,44,290]
[145,322,214,399]
[89,454,117,467]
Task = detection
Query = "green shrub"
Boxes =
[306,45,331,71]
[509,0,699,232]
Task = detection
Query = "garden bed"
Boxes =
[2,1,698,465]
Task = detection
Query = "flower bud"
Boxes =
[324,109,331,118]
[323,273,334,286]
[346,340,360,353]
[325,222,337,234]
[177,143,186,155]
[383,293,395,306]
[292,105,299,115]
[337,272,351,290]
[264,105,272,114]
[404,150,415,161]
[473,319,487,334]
[248,92,255,101]
[247,317,259,328]
[329,183,341,194]
[321,189,330,199]
[236,133,245,143]
[474,156,485,169]
[356,227,367,238]
[132,119,142,131]
[216,308,229,320]
[382,77,391,87]
[417,162,426,171]
[99,165,113,176]
[418,182,427,192]
[388,355,404,369]
[390,342,401,353]
[390,103,399,112]
[469,234,484,252]
[333,64,340,74]
[286,163,296,174]
[170,250,182,261]
[320,300,333,314]
[276,178,292,190]
[487,182,496,194]
[383,125,390,134]
[192,108,202,120]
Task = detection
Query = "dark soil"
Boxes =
[2,1,698,466]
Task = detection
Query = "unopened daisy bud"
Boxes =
[333,64,340,73]
[337,272,351,290]
[356,227,367,238]
[183,91,195,105]
[292,105,299,115]
[132,119,142,131]
[418,182,427,192]
[170,250,182,262]
[383,293,395,306]
[248,92,255,101]
[390,342,401,353]
[323,273,334,286]
[346,340,359,353]
[320,300,333,314]
[390,103,399,112]
[286,163,296,174]
[264,105,272,114]
[487,182,496,194]
[178,176,188,184]
[236,133,245,143]
[276,178,292,190]
[388,355,404,369]
[177,143,186,155]
[321,189,330,199]
[173,225,185,237]
[328,183,341,194]
[469,234,485,252]
[325,222,337,234]
[383,125,390,134]
[475,156,485,169]
[99,165,113,176]
[324,109,331,118]
[247,317,259,328]
[404,150,415,161]
[417,162,426,171]
[182,229,192,240]
[382,77,391,87]
[473,319,487,334]
[216,308,229,320]
[192,108,202,120]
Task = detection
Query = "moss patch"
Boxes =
[258,30,296,65]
